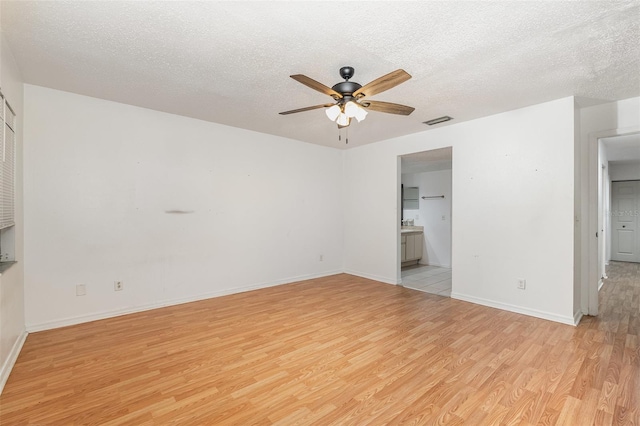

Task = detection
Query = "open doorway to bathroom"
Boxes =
[399,147,452,297]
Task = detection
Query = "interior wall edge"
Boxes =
[0,330,27,395]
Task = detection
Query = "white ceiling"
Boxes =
[2,1,639,149]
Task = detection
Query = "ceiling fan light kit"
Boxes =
[336,113,350,127]
[325,104,341,121]
[344,101,368,122]
[325,101,368,126]
[280,66,415,134]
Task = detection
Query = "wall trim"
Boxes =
[0,331,28,395]
[418,261,451,268]
[343,269,399,285]
[574,310,584,326]
[450,292,577,326]
[26,270,343,333]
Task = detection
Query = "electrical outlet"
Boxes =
[517,279,526,290]
[319,254,324,262]
[114,281,123,291]
[76,284,86,296]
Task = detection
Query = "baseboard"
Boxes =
[26,270,343,333]
[598,279,604,291]
[418,261,450,268]
[343,269,399,285]
[450,292,576,326]
[574,310,584,326]
[0,330,27,395]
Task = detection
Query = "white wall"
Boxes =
[23,85,344,331]
[402,170,452,267]
[0,33,26,393]
[609,162,640,181]
[345,97,577,324]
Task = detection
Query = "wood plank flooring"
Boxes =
[1,262,639,425]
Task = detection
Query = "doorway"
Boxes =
[398,147,453,297]
[610,180,640,263]
[592,132,640,313]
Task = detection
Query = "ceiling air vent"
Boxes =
[423,116,453,126]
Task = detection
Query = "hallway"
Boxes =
[595,261,640,325]
[577,260,639,424]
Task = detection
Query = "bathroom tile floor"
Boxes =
[401,264,452,297]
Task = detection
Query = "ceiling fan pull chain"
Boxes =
[346,126,349,144]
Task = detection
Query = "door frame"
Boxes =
[598,162,607,283]
[397,148,454,284]
[587,126,639,315]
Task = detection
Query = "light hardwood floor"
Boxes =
[1,262,638,425]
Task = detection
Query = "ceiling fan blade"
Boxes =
[360,100,415,116]
[353,69,411,98]
[279,103,336,115]
[290,75,343,99]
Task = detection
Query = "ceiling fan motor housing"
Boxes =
[332,66,361,97]
[332,81,362,97]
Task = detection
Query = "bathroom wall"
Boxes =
[402,170,452,268]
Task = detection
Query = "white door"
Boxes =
[611,181,640,263]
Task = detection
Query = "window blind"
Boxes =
[0,93,16,230]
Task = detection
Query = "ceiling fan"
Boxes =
[279,66,415,128]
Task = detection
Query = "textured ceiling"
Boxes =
[2,1,639,149]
